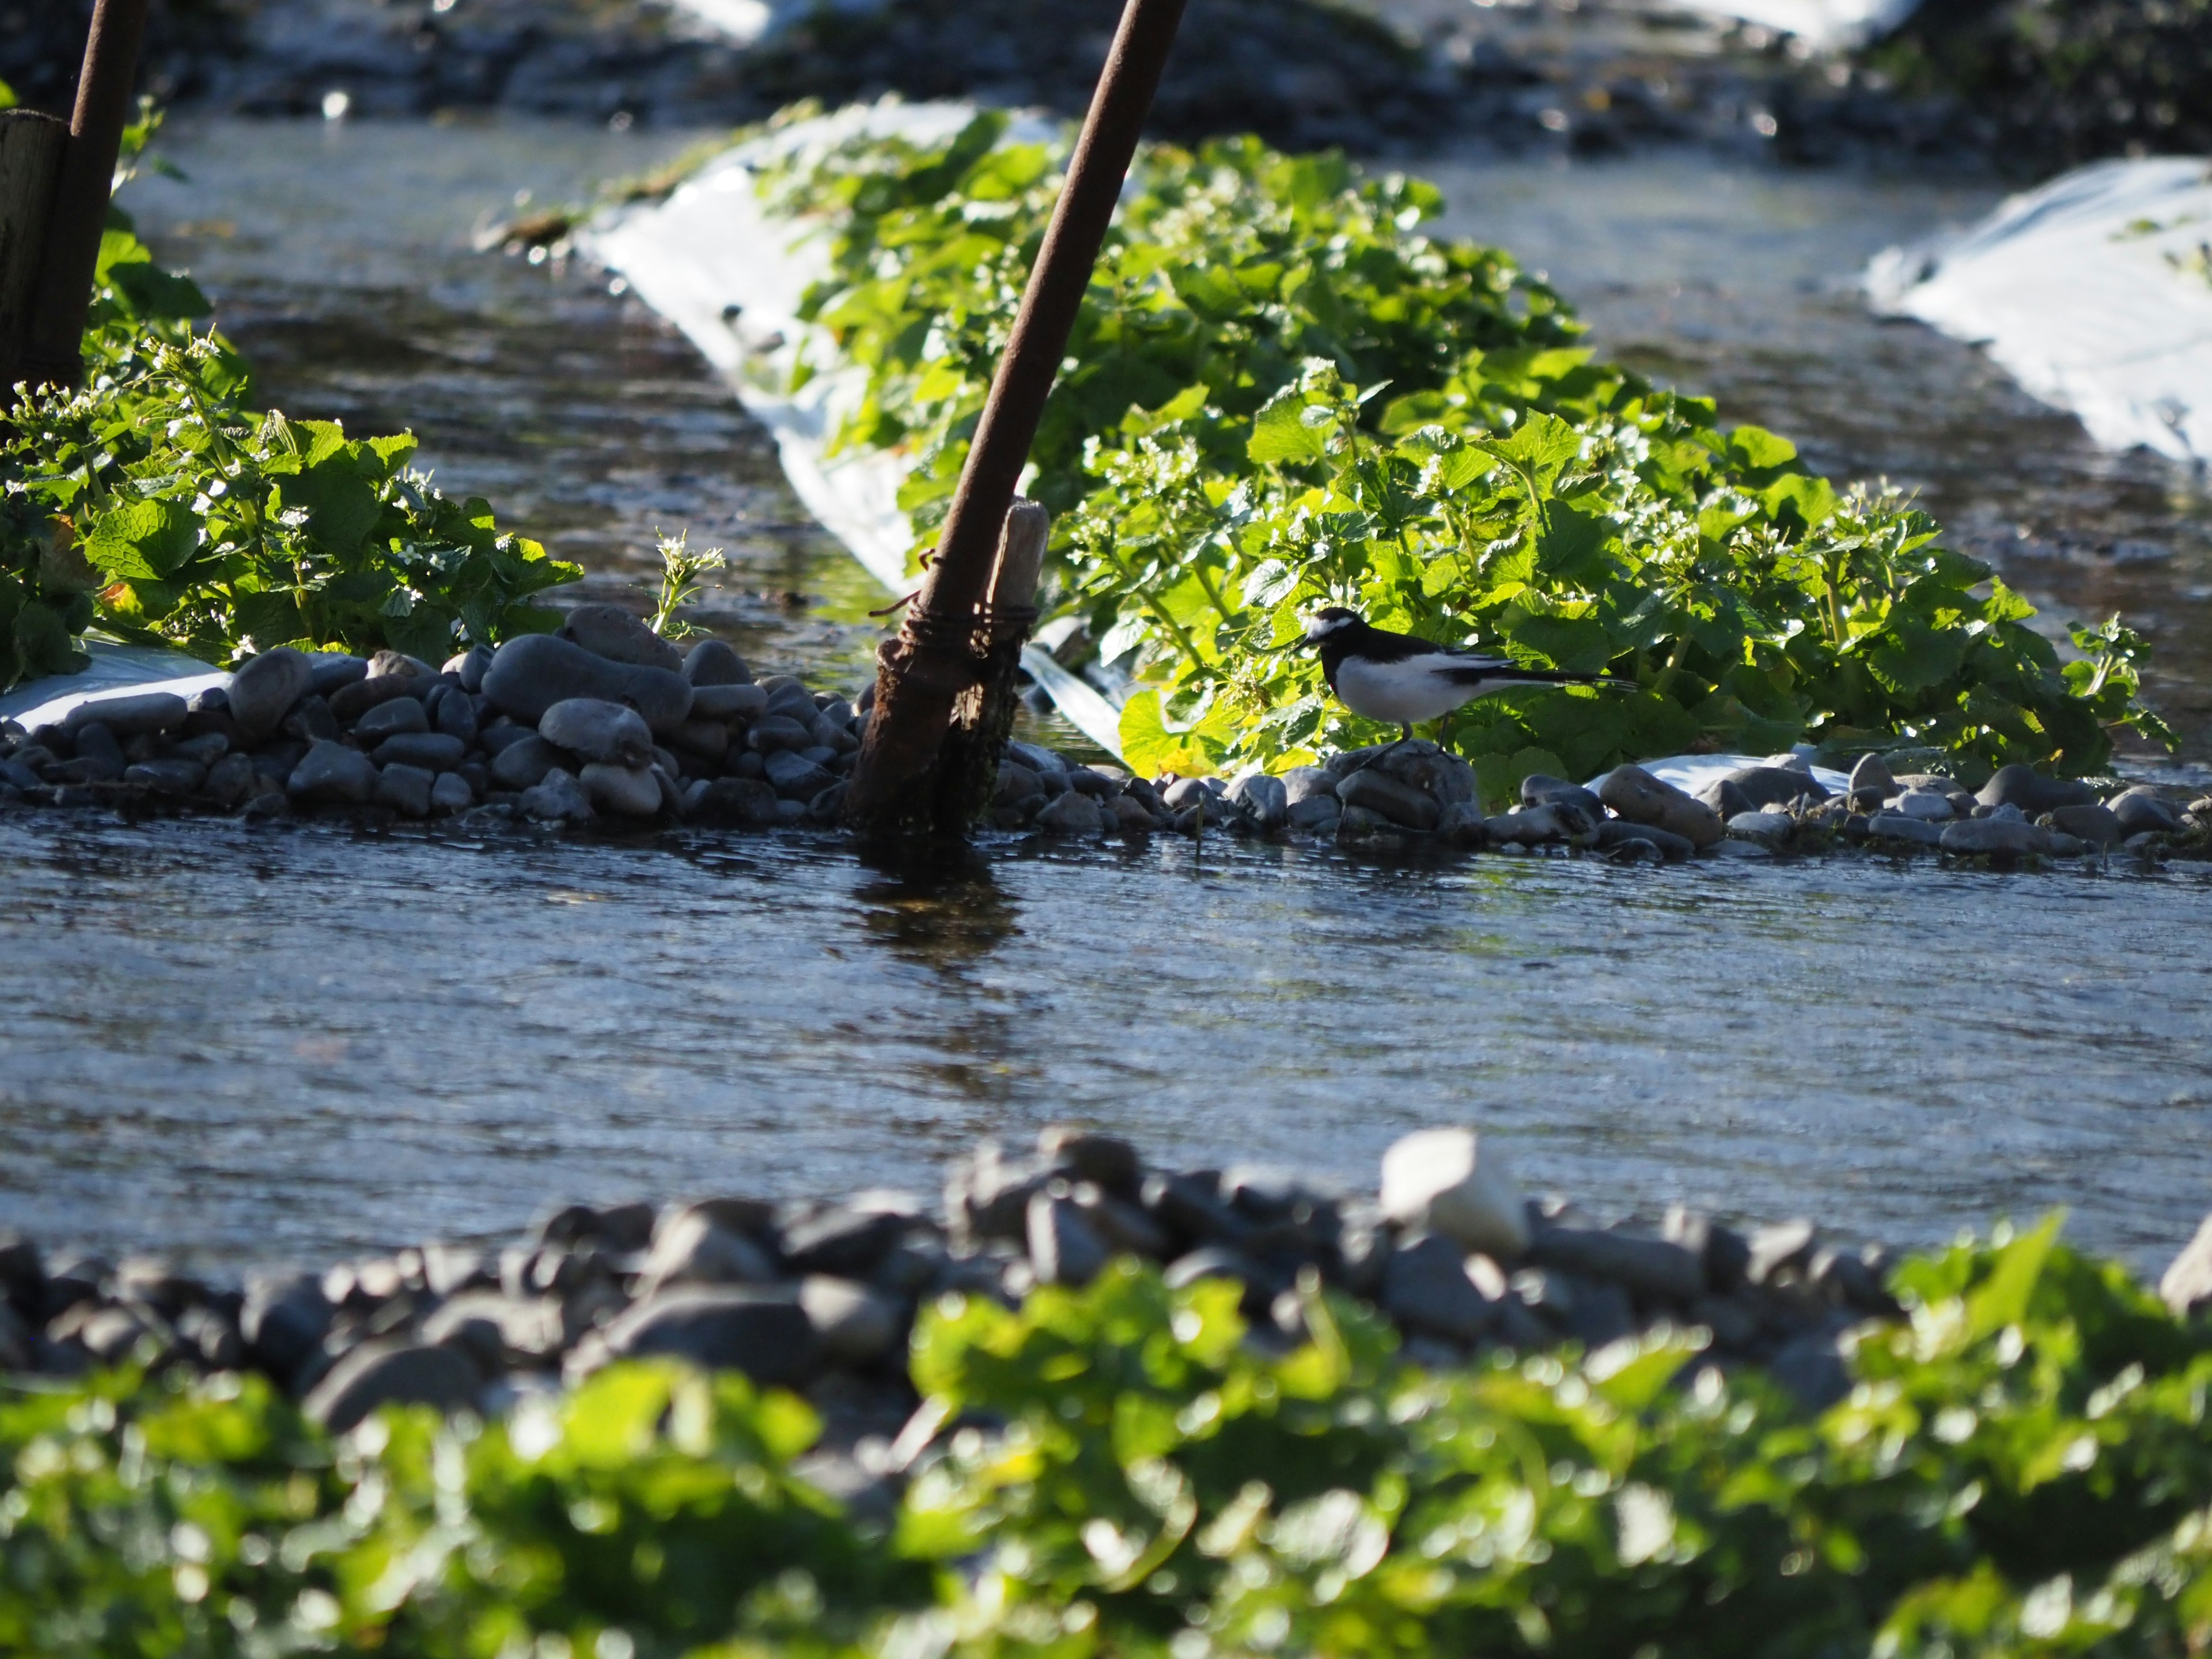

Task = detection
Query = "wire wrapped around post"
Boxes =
[853,500,1048,839]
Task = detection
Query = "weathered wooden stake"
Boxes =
[843,0,1190,838]
[0,112,70,392]
[926,498,1050,835]
[19,0,152,393]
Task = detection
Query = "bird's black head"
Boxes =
[1302,607,1363,646]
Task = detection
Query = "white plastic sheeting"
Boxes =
[1868,157,2212,466]
[1604,752,1850,798]
[581,101,1139,755]
[1657,0,1919,50]
[1,643,228,734]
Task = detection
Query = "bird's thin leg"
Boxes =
[1347,724,1414,775]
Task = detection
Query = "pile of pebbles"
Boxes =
[1228,738,2212,866]
[0,607,888,832]
[5,622,2202,867]
[0,1126,1957,1479]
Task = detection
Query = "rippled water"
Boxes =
[4,815,2209,1273]
[3,119,2207,1281]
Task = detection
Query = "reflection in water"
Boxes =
[854,845,1022,972]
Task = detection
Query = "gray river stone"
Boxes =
[482,634,692,737]
[1593,819,1693,859]
[540,698,653,768]
[684,639,752,686]
[226,647,313,741]
[1867,810,1944,847]
[1726,810,1795,844]
[1941,817,2042,856]
[287,740,377,805]
[434,688,479,745]
[63,692,187,739]
[1847,751,1897,805]
[2160,1215,2212,1319]
[1028,1192,1110,1286]
[638,1209,776,1296]
[1381,1234,1495,1344]
[1282,765,1334,806]
[419,1291,564,1366]
[579,763,661,819]
[1040,1127,1143,1196]
[799,1275,900,1366]
[1436,800,1487,846]
[1227,770,1289,830]
[519,767,594,824]
[692,777,781,827]
[1725,764,1831,810]
[305,1340,481,1431]
[240,1270,331,1381]
[373,733,467,774]
[124,758,206,796]
[1891,789,1955,821]
[309,654,369,697]
[328,671,432,725]
[558,603,682,673]
[748,715,814,753]
[1337,767,1440,831]
[763,750,834,800]
[1978,764,2098,815]
[374,762,435,817]
[1035,790,1105,834]
[354,696,427,741]
[204,751,256,805]
[782,1206,904,1278]
[2109,786,2180,835]
[1598,763,1723,848]
[597,1286,819,1387]
[2047,802,2124,846]
[1521,773,1607,819]
[430,772,475,815]
[1528,1226,1705,1304]
[1486,802,1585,844]
[690,683,767,721]
[1288,793,1342,832]
[489,734,563,791]
[1381,1127,1529,1259]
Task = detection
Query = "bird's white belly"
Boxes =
[1335,656,1490,725]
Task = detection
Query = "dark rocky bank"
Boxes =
[12,0,2186,172]
[5,611,2206,865]
[0,1124,1987,1489]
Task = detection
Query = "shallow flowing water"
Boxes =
[2,117,2206,1279]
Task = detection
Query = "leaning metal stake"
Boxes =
[20,0,151,392]
[842,0,1191,837]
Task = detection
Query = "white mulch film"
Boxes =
[1868,158,2212,467]
[662,0,1925,54]
[0,643,229,732]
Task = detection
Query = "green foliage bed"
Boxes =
[0,111,577,695]
[757,109,2166,794]
[10,1223,2212,1657]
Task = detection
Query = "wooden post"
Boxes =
[927,499,1050,835]
[843,0,1190,838]
[0,112,70,394]
[20,0,151,393]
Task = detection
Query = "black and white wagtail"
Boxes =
[1302,607,1632,756]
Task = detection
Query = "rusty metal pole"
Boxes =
[19,0,151,392]
[844,0,1190,838]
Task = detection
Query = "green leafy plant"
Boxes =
[758,113,2168,793]
[650,528,728,639]
[0,124,579,693]
[15,1224,2212,1657]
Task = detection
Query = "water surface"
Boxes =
[5,119,2205,1281]
[4,815,2209,1273]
